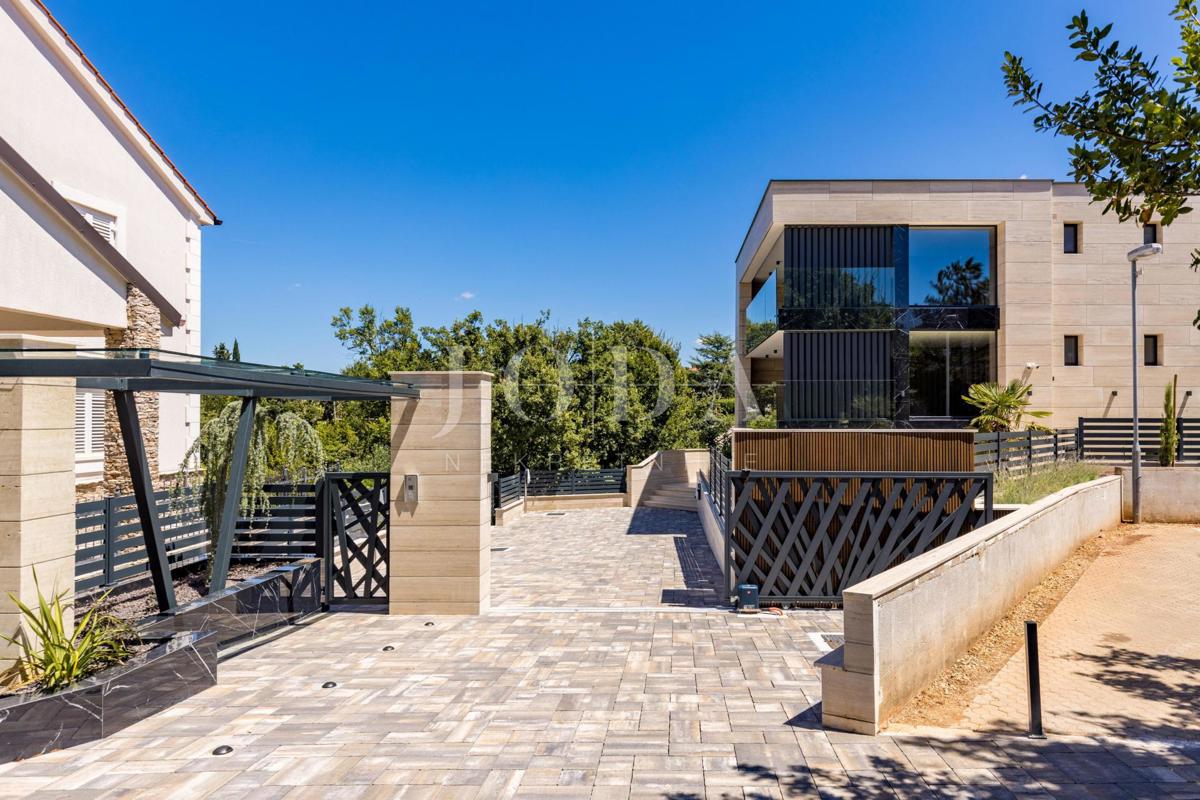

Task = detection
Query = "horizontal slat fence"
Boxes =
[525,468,626,496]
[75,489,208,593]
[232,483,318,561]
[1078,417,1200,463]
[493,472,524,508]
[973,428,1077,472]
[732,429,975,472]
[75,483,319,595]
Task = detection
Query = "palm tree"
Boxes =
[962,380,1051,432]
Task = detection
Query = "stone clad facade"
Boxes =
[735,180,1200,428]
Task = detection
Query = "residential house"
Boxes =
[735,180,1200,429]
[0,0,217,487]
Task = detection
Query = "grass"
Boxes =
[993,461,1102,505]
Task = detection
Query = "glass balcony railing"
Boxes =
[744,272,778,353]
[745,381,897,428]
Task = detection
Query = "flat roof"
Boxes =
[736,178,1066,264]
[0,348,418,400]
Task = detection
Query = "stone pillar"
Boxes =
[103,285,162,495]
[388,372,491,615]
[0,336,77,666]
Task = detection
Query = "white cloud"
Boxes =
[1019,174,1028,180]
[459,291,476,300]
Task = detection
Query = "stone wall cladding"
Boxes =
[103,286,162,495]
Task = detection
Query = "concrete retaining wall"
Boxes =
[522,493,627,512]
[820,475,1122,734]
[1118,466,1200,522]
[697,491,727,593]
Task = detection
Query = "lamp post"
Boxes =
[1126,242,1163,523]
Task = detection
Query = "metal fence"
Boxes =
[75,482,320,595]
[493,471,525,508]
[1077,417,1200,463]
[701,469,992,604]
[524,468,626,496]
[972,429,1078,472]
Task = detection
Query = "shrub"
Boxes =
[993,462,1102,505]
[1,574,133,693]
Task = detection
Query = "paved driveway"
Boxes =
[1,509,1198,798]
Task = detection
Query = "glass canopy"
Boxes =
[0,348,418,400]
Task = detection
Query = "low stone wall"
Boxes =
[492,496,525,527]
[1117,466,1200,522]
[820,476,1121,734]
[523,493,627,512]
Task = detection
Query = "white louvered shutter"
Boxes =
[74,391,106,456]
[72,204,118,245]
[74,391,88,453]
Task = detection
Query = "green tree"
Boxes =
[688,332,735,446]
[230,339,241,362]
[924,257,989,305]
[211,342,231,361]
[1003,3,1200,325]
[1160,374,1180,466]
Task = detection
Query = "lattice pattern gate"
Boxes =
[726,471,992,604]
[319,472,390,605]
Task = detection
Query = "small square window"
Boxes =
[1144,334,1162,366]
[1144,223,1159,245]
[1063,223,1080,254]
[1064,335,1080,366]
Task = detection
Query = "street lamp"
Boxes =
[1127,241,1163,523]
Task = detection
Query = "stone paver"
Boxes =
[490,507,725,608]
[960,523,1200,741]
[0,509,1197,799]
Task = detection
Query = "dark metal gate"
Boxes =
[319,472,390,606]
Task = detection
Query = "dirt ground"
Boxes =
[890,526,1128,729]
[78,560,286,621]
[893,523,1200,741]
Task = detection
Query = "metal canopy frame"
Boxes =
[0,348,417,612]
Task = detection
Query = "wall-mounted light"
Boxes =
[1111,390,1119,397]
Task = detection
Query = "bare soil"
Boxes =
[888,526,1128,729]
[78,560,287,622]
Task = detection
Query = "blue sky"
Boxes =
[48,1,1178,370]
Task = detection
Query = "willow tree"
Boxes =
[175,400,325,560]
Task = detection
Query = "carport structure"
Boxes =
[0,346,418,614]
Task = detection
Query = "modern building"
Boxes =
[0,0,217,486]
[735,180,1200,429]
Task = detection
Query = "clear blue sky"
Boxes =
[48,0,1178,370]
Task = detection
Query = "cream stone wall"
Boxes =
[734,180,1200,427]
[0,337,77,666]
[389,372,491,615]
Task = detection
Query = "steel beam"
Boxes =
[114,391,176,613]
[209,396,257,593]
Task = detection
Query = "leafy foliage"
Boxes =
[1160,374,1180,466]
[688,332,736,447]
[925,257,989,305]
[329,305,725,472]
[1002,3,1200,323]
[962,380,1051,432]
[1,574,133,693]
[175,401,325,555]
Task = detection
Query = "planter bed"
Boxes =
[0,630,217,763]
[139,558,322,650]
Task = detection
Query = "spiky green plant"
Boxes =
[963,380,1052,432]
[1,573,132,693]
[1160,374,1180,467]
[174,401,325,561]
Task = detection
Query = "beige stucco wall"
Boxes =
[734,180,1200,428]
[0,0,209,475]
[819,476,1122,734]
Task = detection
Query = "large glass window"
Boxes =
[908,228,994,306]
[908,331,995,418]
[745,271,778,353]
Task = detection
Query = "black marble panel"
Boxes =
[0,631,216,763]
[140,558,322,649]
